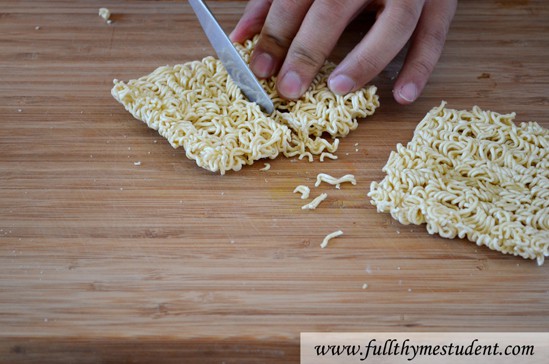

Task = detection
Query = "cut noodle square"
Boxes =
[111,36,379,174]
[369,102,548,265]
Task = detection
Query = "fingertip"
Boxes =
[390,1,456,105]
[230,0,272,43]
[228,30,241,43]
[328,74,356,95]
[250,51,275,78]
[229,22,258,43]
[393,82,419,104]
[277,70,306,100]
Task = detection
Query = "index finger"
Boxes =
[229,0,272,43]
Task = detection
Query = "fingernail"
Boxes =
[328,74,356,95]
[251,52,274,78]
[278,71,304,99]
[397,83,418,103]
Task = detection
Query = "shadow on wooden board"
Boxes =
[2,336,299,364]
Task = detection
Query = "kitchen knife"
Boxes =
[188,0,275,114]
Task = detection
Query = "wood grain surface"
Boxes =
[1,0,548,362]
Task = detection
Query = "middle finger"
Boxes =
[277,0,369,99]
[250,0,314,79]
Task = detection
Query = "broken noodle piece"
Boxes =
[315,173,357,189]
[321,230,344,248]
[293,185,311,200]
[98,8,112,23]
[302,193,328,210]
[111,36,379,174]
[369,102,548,265]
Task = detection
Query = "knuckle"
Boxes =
[409,57,436,78]
[407,19,451,80]
[419,19,450,54]
[387,0,423,31]
[273,0,303,15]
[261,31,292,50]
[316,0,353,18]
[393,0,423,19]
[426,25,448,49]
[354,54,384,75]
[275,0,298,6]
[289,42,327,69]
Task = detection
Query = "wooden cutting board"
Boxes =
[1,0,548,362]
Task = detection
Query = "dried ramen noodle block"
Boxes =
[369,102,548,265]
[111,36,379,174]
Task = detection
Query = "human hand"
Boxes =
[230,0,457,104]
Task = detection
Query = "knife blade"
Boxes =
[188,0,275,114]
